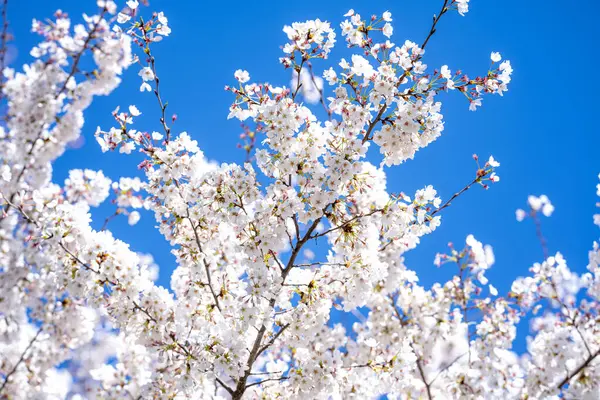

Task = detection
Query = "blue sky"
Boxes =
[9,1,599,350]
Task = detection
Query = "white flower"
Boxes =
[491,51,502,63]
[90,364,118,384]
[0,164,11,182]
[350,55,375,77]
[440,65,451,79]
[527,195,553,217]
[344,9,355,17]
[128,211,141,225]
[469,98,482,111]
[323,68,338,85]
[117,13,131,24]
[152,131,163,141]
[528,195,542,211]
[126,0,139,10]
[466,234,495,270]
[440,65,455,89]
[516,209,526,221]
[139,67,154,81]
[157,25,171,36]
[456,0,470,16]
[234,69,250,83]
[128,105,141,116]
[120,141,135,154]
[382,23,393,38]
[382,11,392,22]
[157,12,168,25]
[542,202,554,217]
[97,0,117,14]
[487,156,500,168]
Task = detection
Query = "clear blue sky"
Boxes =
[9,1,599,351]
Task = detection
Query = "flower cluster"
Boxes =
[280,19,336,67]
[0,2,598,400]
[516,194,554,221]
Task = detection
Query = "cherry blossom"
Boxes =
[0,1,598,399]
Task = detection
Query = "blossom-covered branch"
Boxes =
[0,1,598,399]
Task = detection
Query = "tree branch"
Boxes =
[0,0,10,99]
[309,208,382,240]
[215,377,234,395]
[556,349,600,390]
[362,0,450,144]
[430,176,480,217]
[245,376,289,389]
[0,326,43,393]
[411,344,433,400]
[186,214,223,313]
[0,5,108,222]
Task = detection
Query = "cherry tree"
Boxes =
[0,0,599,399]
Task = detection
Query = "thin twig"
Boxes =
[307,62,331,120]
[245,376,289,389]
[139,17,172,143]
[428,352,467,386]
[257,324,290,357]
[186,214,222,313]
[309,208,382,240]
[430,176,480,217]
[532,212,549,260]
[0,0,10,99]
[291,59,305,101]
[556,349,600,390]
[0,327,43,393]
[215,377,234,395]
[100,210,120,231]
[412,343,433,400]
